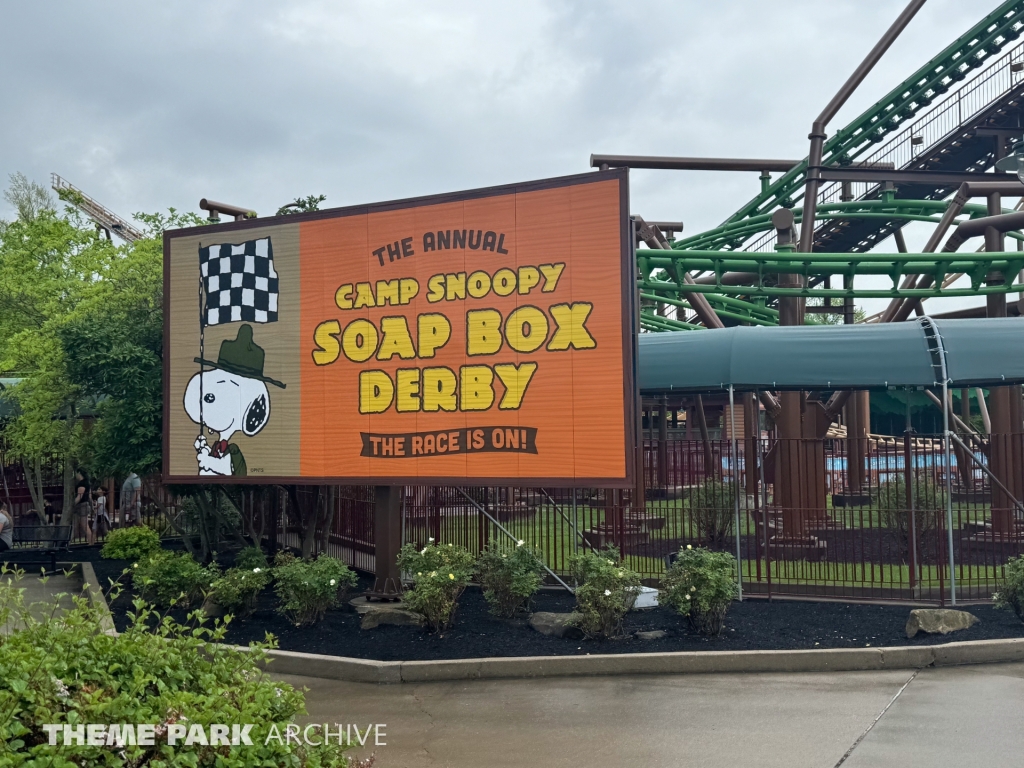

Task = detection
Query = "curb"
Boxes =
[75,562,1024,684]
[261,637,1024,684]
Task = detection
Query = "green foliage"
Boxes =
[994,554,1024,623]
[0,566,356,766]
[687,479,736,549]
[235,546,269,571]
[134,551,219,609]
[273,556,358,627]
[661,545,738,636]
[210,566,272,618]
[875,475,944,561]
[274,550,298,567]
[568,546,642,639]
[276,195,327,216]
[476,539,544,618]
[100,525,162,561]
[397,541,476,632]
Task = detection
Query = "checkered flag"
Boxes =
[199,237,279,326]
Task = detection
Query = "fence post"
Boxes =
[729,385,743,600]
[942,379,957,605]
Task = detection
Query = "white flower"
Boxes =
[52,678,70,699]
[430,571,436,577]
[516,540,524,547]
[606,559,614,565]
[449,573,455,580]
[428,537,435,542]
[329,579,336,586]
[417,572,422,576]
[603,589,612,596]
[618,570,624,577]
[274,687,283,698]
[686,544,692,550]
[420,547,428,555]
[690,586,696,593]
[684,594,690,600]
[253,567,261,574]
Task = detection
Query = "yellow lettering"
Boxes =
[547,302,597,350]
[376,317,417,360]
[539,263,566,292]
[395,369,420,412]
[375,279,400,306]
[460,365,494,411]
[334,284,353,310]
[426,274,445,303]
[492,268,517,296]
[494,362,538,410]
[422,367,457,412]
[341,319,379,362]
[417,313,451,358]
[359,371,394,414]
[311,320,341,365]
[504,306,548,353]
[466,309,503,356]
[446,272,466,301]
[353,282,375,309]
[517,266,540,294]
[400,278,419,304]
[467,270,491,298]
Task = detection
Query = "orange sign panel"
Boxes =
[164,170,635,485]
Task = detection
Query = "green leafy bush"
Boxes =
[397,540,476,631]
[274,556,358,627]
[0,566,361,767]
[994,554,1024,622]
[134,551,219,609]
[210,566,272,618]
[235,546,269,571]
[876,475,944,561]
[100,525,162,561]
[661,545,738,636]
[568,546,642,639]
[687,479,736,548]
[476,539,544,618]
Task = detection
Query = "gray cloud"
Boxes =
[0,1,997,312]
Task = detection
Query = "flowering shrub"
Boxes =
[235,546,269,571]
[0,566,361,767]
[397,540,475,632]
[100,525,162,561]
[688,479,736,548]
[568,547,642,638]
[661,545,738,636]
[994,554,1024,622]
[210,566,272,618]
[274,556,358,627]
[476,539,544,618]
[133,551,219,609]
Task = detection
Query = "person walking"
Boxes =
[0,502,12,553]
[72,470,93,545]
[120,471,142,526]
[93,487,111,538]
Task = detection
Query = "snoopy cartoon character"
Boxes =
[183,324,286,476]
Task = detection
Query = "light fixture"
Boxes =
[1012,61,1024,73]
[911,136,924,146]
[995,139,1024,184]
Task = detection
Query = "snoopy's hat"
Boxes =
[193,324,286,388]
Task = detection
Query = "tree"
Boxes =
[276,194,326,216]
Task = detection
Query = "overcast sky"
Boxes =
[0,1,1006,314]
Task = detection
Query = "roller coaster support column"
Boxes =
[772,211,813,541]
[985,188,1024,538]
[799,0,926,254]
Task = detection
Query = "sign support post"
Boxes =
[370,485,403,600]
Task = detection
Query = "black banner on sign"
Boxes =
[360,427,538,458]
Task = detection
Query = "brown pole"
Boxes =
[371,486,403,598]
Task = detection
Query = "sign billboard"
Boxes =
[164,170,636,485]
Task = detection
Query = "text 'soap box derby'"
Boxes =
[164,170,637,485]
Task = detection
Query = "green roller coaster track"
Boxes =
[639,1,1024,334]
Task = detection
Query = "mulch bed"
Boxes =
[22,545,1024,662]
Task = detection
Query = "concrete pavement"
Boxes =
[277,662,1024,767]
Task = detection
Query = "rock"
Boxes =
[360,606,424,630]
[529,611,584,640]
[631,586,659,610]
[201,595,224,619]
[906,608,980,638]
[635,630,668,641]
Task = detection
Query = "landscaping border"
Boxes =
[78,562,1024,684]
